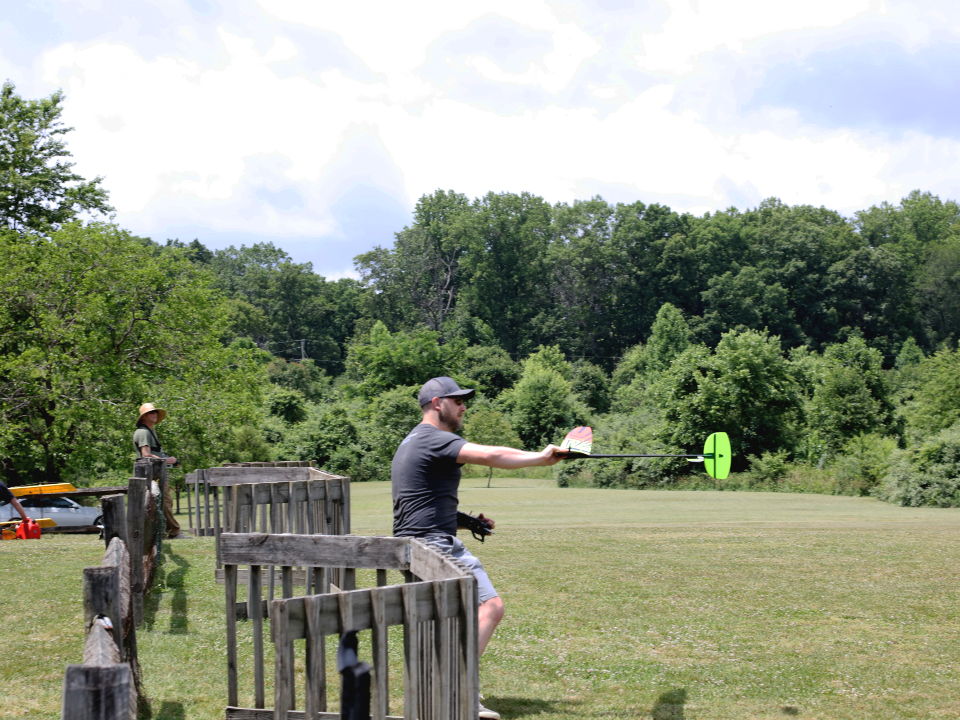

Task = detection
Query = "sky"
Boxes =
[4,0,960,279]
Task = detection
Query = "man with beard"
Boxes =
[392,376,562,720]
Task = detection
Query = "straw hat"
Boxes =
[137,403,167,425]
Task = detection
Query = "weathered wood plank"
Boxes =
[371,587,389,720]
[83,566,122,656]
[303,595,327,716]
[225,707,403,720]
[82,622,121,667]
[225,563,239,707]
[125,477,147,627]
[402,583,419,720]
[100,494,126,548]
[250,564,265,709]
[219,533,410,570]
[206,466,314,486]
[62,664,135,720]
[409,538,472,581]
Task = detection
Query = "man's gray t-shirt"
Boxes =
[392,423,467,537]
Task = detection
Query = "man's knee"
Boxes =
[480,596,504,625]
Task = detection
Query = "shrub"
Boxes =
[877,423,960,507]
[743,450,790,488]
[828,433,898,496]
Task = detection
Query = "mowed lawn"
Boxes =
[4,479,960,719]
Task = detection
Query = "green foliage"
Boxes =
[610,342,650,392]
[804,335,896,457]
[222,425,275,464]
[659,329,802,470]
[903,347,960,439]
[570,360,611,413]
[351,385,422,482]
[743,450,790,487]
[344,321,463,398]
[275,401,360,476]
[828,433,899,496]
[0,223,267,482]
[878,423,960,507]
[499,365,590,449]
[645,302,692,371]
[206,242,362,371]
[520,344,572,379]
[357,189,474,331]
[556,407,674,488]
[454,343,519,399]
[0,81,111,233]
[462,399,522,448]
[267,387,308,424]
[266,358,331,403]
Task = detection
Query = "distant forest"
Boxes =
[3,81,960,506]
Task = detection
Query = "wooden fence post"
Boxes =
[125,476,147,627]
[101,494,127,549]
[62,662,134,720]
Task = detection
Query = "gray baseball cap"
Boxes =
[418,376,475,406]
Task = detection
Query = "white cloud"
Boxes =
[9,0,960,274]
[637,0,878,74]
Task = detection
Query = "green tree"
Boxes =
[825,245,919,358]
[462,399,524,485]
[536,197,620,362]
[570,360,611,414]
[610,304,692,412]
[0,82,111,232]
[521,345,573,379]
[0,223,265,483]
[455,344,519,399]
[343,321,463,398]
[805,336,896,457]
[904,347,960,440]
[878,422,960,507]
[351,385,421,482]
[499,366,590,449]
[458,192,554,355]
[659,329,802,468]
[916,237,960,347]
[356,189,474,331]
[208,243,362,372]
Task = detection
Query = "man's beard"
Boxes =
[438,405,463,433]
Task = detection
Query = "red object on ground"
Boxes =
[15,518,42,539]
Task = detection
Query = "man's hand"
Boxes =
[457,511,495,542]
[539,444,564,466]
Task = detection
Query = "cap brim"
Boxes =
[443,389,475,400]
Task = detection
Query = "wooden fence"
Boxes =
[61,536,141,719]
[60,458,168,719]
[184,463,349,540]
[219,533,479,720]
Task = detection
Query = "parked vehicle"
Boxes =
[0,495,102,532]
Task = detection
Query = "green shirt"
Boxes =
[133,425,163,455]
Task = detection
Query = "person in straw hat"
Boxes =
[133,403,181,538]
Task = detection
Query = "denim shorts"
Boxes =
[421,533,499,604]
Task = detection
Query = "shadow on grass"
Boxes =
[487,696,573,717]
[652,688,687,719]
[138,698,185,719]
[142,543,191,634]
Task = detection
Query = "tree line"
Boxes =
[2,81,960,506]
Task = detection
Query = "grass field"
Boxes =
[3,479,960,719]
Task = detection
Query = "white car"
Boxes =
[0,495,103,532]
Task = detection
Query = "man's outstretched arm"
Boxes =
[457,443,562,469]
